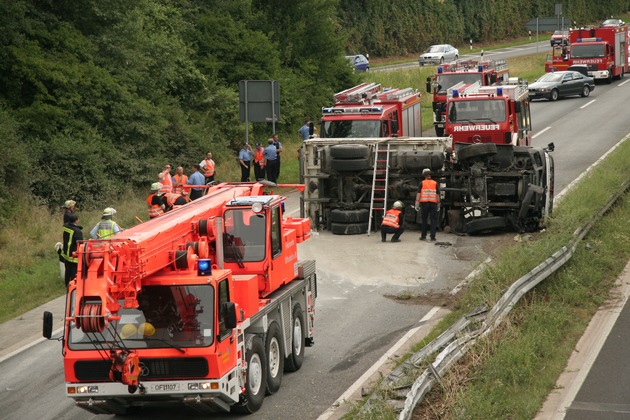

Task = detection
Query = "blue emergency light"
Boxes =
[497,87,503,96]
[452,90,459,98]
[477,65,483,72]
[437,67,443,73]
[198,258,212,276]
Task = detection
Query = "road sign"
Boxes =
[239,80,280,123]
[525,17,572,32]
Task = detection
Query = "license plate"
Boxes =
[149,383,180,392]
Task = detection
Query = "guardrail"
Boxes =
[361,176,630,419]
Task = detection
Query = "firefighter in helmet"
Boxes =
[380,200,405,242]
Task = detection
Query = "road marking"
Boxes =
[532,126,551,138]
[0,327,63,364]
[318,306,441,420]
[580,99,596,109]
[619,79,630,86]
[450,257,492,295]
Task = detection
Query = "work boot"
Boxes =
[431,237,437,241]
[391,239,401,243]
[419,236,426,241]
[381,236,386,242]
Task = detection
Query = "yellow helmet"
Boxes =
[120,323,138,339]
[138,322,156,337]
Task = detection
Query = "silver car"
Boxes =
[418,44,459,66]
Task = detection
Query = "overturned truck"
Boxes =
[300,138,554,235]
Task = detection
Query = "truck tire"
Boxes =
[330,222,369,235]
[285,305,306,372]
[265,322,284,395]
[330,157,369,172]
[465,216,507,234]
[549,89,559,101]
[329,144,369,159]
[232,335,267,414]
[330,208,369,223]
[457,143,497,162]
[580,85,590,97]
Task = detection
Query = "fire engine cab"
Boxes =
[426,58,509,136]
[444,79,532,147]
[320,83,422,138]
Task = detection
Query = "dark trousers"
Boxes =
[266,159,278,183]
[421,202,438,239]
[381,226,404,241]
[64,261,77,287]
[276,157,281,180]
[254,162,265,180]
[240,161,251,182]
[189,189,203,200]
[204,175,215,184]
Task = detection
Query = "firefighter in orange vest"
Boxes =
[147,182,165,219]
[158,164,173,194]
[172,166,188,194]
[253,143,266,181]
[199,152,216,184]
[416,168,440,241]
[163,192,191,212]
[380,200,405,242]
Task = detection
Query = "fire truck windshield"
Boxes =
[571,44,605,58]
[436,73,483,94]
[68,285,214,349]
[223,208,266,262]
[448,99,506,123]
[321,120,381,138]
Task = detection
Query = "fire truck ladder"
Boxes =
[367,142,391,236]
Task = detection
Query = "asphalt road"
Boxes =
[3,48,630,420]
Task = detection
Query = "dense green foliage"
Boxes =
[0,0,627,218]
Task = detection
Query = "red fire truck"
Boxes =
[320,83,422,138]
[444,79,532,147]
[43,182,317,415]
[546,25,629,83]
[426,59,509,136]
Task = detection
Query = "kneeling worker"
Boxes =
[380,200,405,242]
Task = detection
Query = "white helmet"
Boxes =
[422,168,431,175]
[393,201,404,209]
[103,207,117,217]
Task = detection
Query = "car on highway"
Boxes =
[418,44,459,66]
[346,54,369,72]
[528,70,595,101]
[601,18,625,27]
[550,30,569,46]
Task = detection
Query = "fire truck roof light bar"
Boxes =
[577,37,602,42]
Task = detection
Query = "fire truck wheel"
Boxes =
[329,144,369,159]
[232,335,267,414]
[330,157,369,172]
[465,216,507,235]
[456,143,497,162]
[330,208,369,223]
[265,321,284,395]
[330,222,369,235]
[285,305,306,372]
[549,89,559,101]
[580,86,590,97]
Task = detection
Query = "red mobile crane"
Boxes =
[320,83,423,138]
[44,182,316,415]
[426,58,509,136]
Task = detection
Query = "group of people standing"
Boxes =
[380,168,440,243]
[237,134,283,183]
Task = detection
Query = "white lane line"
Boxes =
[0,327,63,364]
[532,126,551,139]
[619,79,630,86]
[317,306,441,420]
[579,99,596,109]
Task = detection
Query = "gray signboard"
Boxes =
[525,17,572,32]
[239,80,280,123]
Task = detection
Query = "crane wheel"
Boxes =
[79,303,105,332]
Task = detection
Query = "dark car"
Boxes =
[345,54,369,72]
[528,71,595,101]
[550,30,569,47]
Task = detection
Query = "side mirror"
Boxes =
[222,302,237,329]
[43,311,53,339]
[514,102,521,113]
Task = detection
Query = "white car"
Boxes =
[419,44,459,66]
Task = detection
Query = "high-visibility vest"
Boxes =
[419,179,439,203]
[165,193,190,208]
[96,220,117,239]
[172,174,188,194]
[254,149,264,163]
[159,172,173,194]
[146,194,164,218]
[381,209,401,229]
[61,226,78,263]
[202,159,215,177]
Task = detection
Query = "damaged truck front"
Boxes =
[299,137,554,235]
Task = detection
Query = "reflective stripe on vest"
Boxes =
[172,174,188,194]
[381,209,401,229]
[61,226,78,263]
[146,194,164,218]
[97,220,116,239]
[420,179,438,203]
[203,159,215,177]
